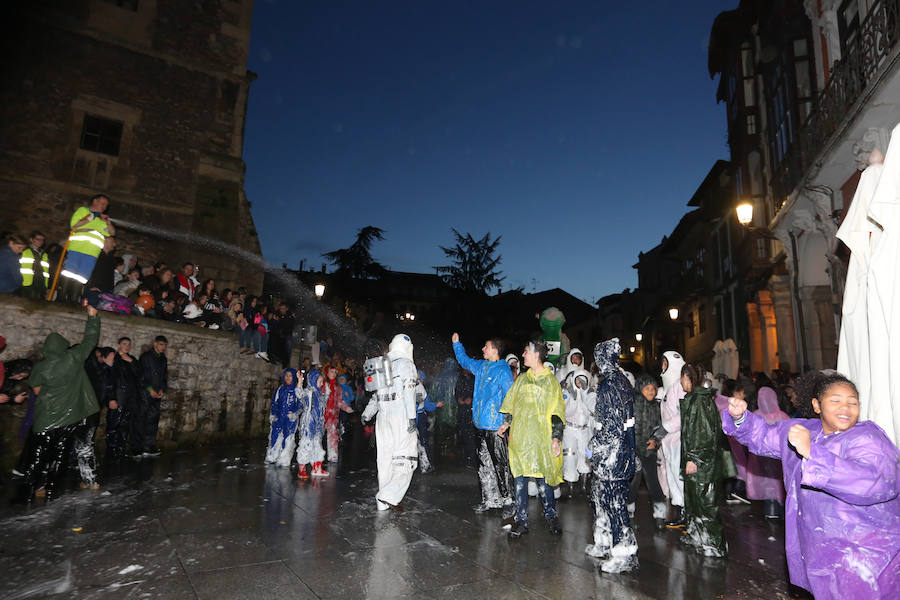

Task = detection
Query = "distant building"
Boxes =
[0,0,262,292]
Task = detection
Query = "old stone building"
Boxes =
[0,0,262,292]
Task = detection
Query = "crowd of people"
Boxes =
[0,195,296,364]
[1,305,170,502]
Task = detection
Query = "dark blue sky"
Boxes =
[244,0,733,305]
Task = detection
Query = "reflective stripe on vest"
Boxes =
[20,249,50,287]
[61,269,88,284]
[68,218,108,257]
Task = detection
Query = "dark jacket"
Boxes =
[0,245,22,294]
[633,391,664,458]
[140,349,168,395]
[589,339,636,481]
[680,386,723,482]
[86,355,116,407]
[29,315,101,431]
[86,250,116,292]
[114,353,141,408]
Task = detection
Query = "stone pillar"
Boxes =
[799,285,838,370]
[746,301,764,373]
[769,274,798,373]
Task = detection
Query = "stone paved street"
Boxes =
[0,443,804,599]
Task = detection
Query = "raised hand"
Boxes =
[787,424,811,458]
[451,332,460,344]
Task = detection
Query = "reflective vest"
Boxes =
[67,206,109,258]
[19,247,50,287]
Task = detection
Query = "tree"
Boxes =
[436,228,505,295]
[322,226,386,279]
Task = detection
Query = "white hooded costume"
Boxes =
[658,350,686,507]
[362,333,419,510]
[562,369,594,482]
[556,348,585,384]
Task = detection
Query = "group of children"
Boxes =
[265,364,356,478]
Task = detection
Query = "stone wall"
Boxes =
[0,296,283,467]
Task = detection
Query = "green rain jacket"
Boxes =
[29,315,101,432]
[680,386,725,482]
[500,366,566,486]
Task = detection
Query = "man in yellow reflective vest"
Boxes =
[19,230,50,299]
[59,194,116,302]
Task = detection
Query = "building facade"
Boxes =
[0,0,262,292]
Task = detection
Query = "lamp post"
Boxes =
[668,307,679,321]
[736,201,754,226]
[314,283,325,300]
[635,333,642,342]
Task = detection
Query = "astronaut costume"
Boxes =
[266,369,300,467]
[296,369,328,478]
[562,368,593,483]
[362,334,419,510]
[659,350,686,514]
[556,348,585,384]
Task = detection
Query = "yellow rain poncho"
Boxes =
[500,366,566,486]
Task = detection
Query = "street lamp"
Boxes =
[629,346,636,353]
[314,283,325,299]
[635,333,643,342]
[736,202,754,226]
[668,307,679,321]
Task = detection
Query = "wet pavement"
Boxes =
[0,443,806,599]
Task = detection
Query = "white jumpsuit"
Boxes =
[363,351,419,510]
[562,384,593,482]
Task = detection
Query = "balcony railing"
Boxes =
[773,0,900,203]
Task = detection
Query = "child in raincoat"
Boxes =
[265,369,299,467]
[296,369,328,479]
[746,386,788,518]
[585,339,638,573]
[680,363,727,558]
[497,340,565,539]
[723,372,900,600]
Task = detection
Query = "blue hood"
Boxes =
[593,338,621,376]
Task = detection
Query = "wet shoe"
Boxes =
[547,517,562,536]
[311,462,330,477]
[665,508,686,529]
[34,486,46,498]
[298,465,309,479]
[10,468,24,478]
[500,516,515,530]
[143,448,161,457]
[472,502,496,513]
[390,503,404,512]
[79,482,101,490]
[507,522,528,539]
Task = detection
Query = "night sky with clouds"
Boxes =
[243,0,734,305]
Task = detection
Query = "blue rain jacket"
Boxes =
[271,369,299,421]
[453,341,513,431]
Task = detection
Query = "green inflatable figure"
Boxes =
[538,307,570,367]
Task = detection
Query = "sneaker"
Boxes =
[547,517,562,536]
[10,468,24,478]
[208,324,219,330]
[298,465,309,480]
[500,516,515,530]
[507,522,528,540]
[143,448,161,457]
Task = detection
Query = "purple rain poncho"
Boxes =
[745,388,788,502]
[722,410,900,599]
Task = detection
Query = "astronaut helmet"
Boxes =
[389,333,414,361]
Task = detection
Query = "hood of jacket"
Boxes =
[282,368,297,387]
[593,338,621,376]
[564,348,584,372]
[634,373,657,393]
[661,350,685,393]
[42,332,70,358]
[567,367,591,394]
[756,386,787,423]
